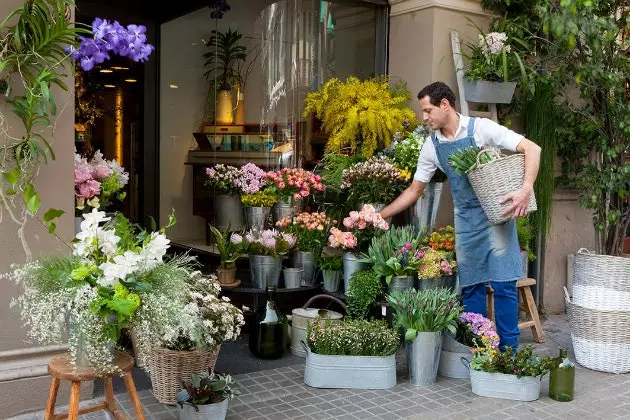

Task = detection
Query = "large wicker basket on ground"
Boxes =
[467,151,537,225]
[149,345,221,404]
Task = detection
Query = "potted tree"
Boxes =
[176,371,238,420]
[207,223,246,286]
[203,28,247,124]
[387,288,462,386]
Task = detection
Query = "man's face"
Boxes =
[419,96,450,130]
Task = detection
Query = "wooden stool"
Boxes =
[45,351,145,420]
[486,278,545,343]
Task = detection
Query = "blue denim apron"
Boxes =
[432,117,522,350]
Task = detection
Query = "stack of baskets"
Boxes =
[565,249,630,373]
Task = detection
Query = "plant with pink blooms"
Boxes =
[74,150,129,216]
[341,204,390,252]
[240,229,296,258]
[234,163,267,194]
[276,212,332,253]
[417,247,457,280]
[327,227,358,251]
[455,312,499,349]
[204,164,242,195]
[263,168,325,204]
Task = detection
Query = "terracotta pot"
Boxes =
[217,267,236,284]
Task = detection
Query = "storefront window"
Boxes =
[159,0,382,240]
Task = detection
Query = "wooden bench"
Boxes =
[45,351,145,420]
[486,278,545,343]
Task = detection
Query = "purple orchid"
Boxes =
[67,18,155,71]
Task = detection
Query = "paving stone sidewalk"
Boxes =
[11,315,630,420]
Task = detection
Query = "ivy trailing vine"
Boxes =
[0,0,87,257]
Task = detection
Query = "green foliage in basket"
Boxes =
[470,345,552,378]
[346,269,383,319]
[307,319,399,357]
[386,288,462,340]
[180,371,239,406]
[448,146,496,176]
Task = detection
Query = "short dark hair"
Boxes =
[417,81,456,107]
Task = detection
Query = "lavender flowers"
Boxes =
[68,18,155,71]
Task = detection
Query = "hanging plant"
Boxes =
[0,0,154,257]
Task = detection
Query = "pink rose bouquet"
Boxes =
[263,168,325,204]
[327,227,358,251]
[276,212,331,252]
[74,150,129,216]
[340,204,389,252]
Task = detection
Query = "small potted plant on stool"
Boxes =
[176,370,238,420]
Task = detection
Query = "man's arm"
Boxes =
[500,138,541,218]
[380,180,426,219]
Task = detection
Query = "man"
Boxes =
[380,81,541,351]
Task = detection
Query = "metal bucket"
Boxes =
[291,308,342,357]
[438,334,471,379]
[322,270,341,293]
[244,206,271,231]
[343,252,370,292]
[417,275,456,291]
[273,199,302,223]
[213,194,244,231]
[291,251,317,286]
[250,255,282,289]
[176,393,229,420]
[407,181,443,233]
[388,276,414,293]
[283,268,302,289]
[407,331,442,386]
[469,369,542,401]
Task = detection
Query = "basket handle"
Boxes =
[563,286,571,305]
[300,339,310,354]
[475,148,501,167]
[302,293,348,313]
[577,248,593,255]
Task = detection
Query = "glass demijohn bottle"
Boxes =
[248,286,287,359]
[549,348,575,402]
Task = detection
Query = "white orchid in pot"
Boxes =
[5,209,175,375]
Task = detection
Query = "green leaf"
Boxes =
[47,221,56,233]
[2,167,20,185]
[39,81,50,100]
[22,183,41,215]
[405,328,418,341]
[107,297,136,318]
[43,207,64,222]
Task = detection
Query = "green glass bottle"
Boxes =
[249,286,287,359]
[549,348,575,402]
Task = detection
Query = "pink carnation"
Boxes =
[74,164,93,184]
[76,179,101,199]
[92,163,113,179]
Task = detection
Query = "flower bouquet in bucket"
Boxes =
[448,146,537,225]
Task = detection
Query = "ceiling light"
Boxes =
[125,79,137,83]
[104,84,116,88]
[100,69,113,73]
[169,84,179,89]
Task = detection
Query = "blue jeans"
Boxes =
[462,281,519,351]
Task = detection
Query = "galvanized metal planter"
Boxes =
[388,275,414,293]
[303,343,397,389]
[343,252,370,292]
[213,194,244,231]
[291,251,317,286]
[322,270,341,293]
[273,199,302,223]
[470,369,542,401]
[249,255,282,289]
[406,182,443,233]
[407,331,442,386]
[290,308,343,358]
[438,334,471,379]
[176,393,228,420]
[417,275,457,291]
[463,79,517,104]
[243,206,271,231]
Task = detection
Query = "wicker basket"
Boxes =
[467,150,537,225]
[149,346,221,404]
[565,288,630,374]
[572,249,630,290]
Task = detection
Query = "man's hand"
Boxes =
[500,186,533,218]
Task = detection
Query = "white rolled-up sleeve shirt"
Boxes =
[413,115,525,183]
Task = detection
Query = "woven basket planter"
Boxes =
[149,345,221,404]
[565,289,630,374]
[572,249,630,310]
[467,151,537,225]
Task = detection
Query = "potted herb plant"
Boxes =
[176,371,239,420]
[304,319,399,389]
[438,312,499,379]
[207,223,246,286]
[468,345,552,401]
[363,226,423,292]
[205,164,245,232]
[387,288,462,386]
[319,252,343,293]
[239,228,296,289]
